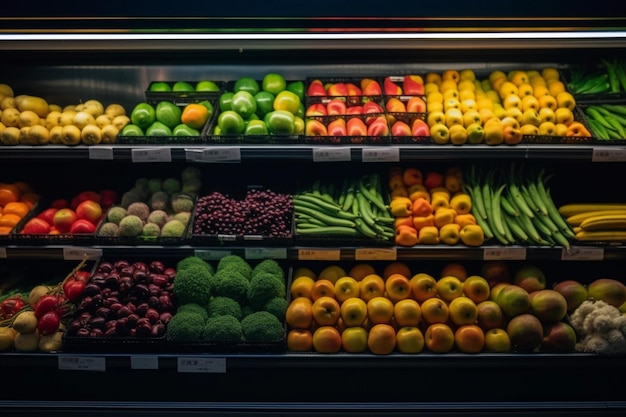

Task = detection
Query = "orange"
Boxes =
[0,184,21,206]
[0,213,21,228]
[19,193,40,209]
[180,103,210,130]
[0,226,13,235]
[2,201,30,218]
[382,261,411,280]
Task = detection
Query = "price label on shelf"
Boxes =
[312,147,351,162]
[592,148,626,162]
[0,247,6,259]
[131,148,172,163]
[88,146,114,160]
[194,249,232,260]
[561,247,604,261]
[298,248,341,261]
[483,247,527,260]
[354,248,397,261]
[63,247,102,260]
[177,357,226,373]
[244,247,288,259]
[362,147,400,162]
[58,356,106,372]
[130,355,159,370]
[195,147,242,163]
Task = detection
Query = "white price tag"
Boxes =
[88,146,114,160]
[243,235,264,241]
[483,247,527,260]
[244,247,288,259]
[592,148,626,162]
[130,355,159,370]
[194,249,232,260]
[354,248,397,261]
[196,147,242,162]
[362,147,400,162]
[177,357,226,373]
[63,247,102,260]
[561,247,604,261]
[217,234,238,242]
[312,147,351,162]
[131,147,172,163]
[58,356,106,372]
[0,247,6,259]
[298,248,341,261]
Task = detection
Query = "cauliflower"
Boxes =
[251,259,285,283]
[207,296,243,320]
[173,264,213,306]
[240,311,284,342]
[203,314,242,342]
[166,311,206,342]
[212,268,250,304]
[570,299,626,354]
[247,272,286,310]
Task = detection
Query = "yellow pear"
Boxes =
[479,108,496,124]
[427,101,444,113]
[460,99,478,113]
[425,72,442,85]
[548,80,566,96]
[510,71,529,86]
[484,118,504,146]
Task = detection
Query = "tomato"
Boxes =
[234,77,260,95]
[130,102,156,130]
[273,90,301,116]
[230,91,257,119]
[217,110,245,135]
[63,279,86,303]
[34,294,60,319]
[37,311,61,336]
[254,91,275,117]
[155,101,182,129]
[0,296,24,319]
[74,270,91,283]
[262,73,287,95]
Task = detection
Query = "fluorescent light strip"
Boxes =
[1,31,626,41]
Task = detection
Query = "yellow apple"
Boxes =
[462,110,482,127]
[341,326,368,353]
[430,123,450,145]
[409,272,438,302]
[436,275,464,302]
[334,276,360,303]
[463,275,491,303]
[448,296,479,326]
[396,326,425,353]
[449,124,468,145]
[340,297,367,327]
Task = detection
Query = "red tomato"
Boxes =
[0,296,25,319]
[63,279,86,303]
[37,311,61,335]
[34,294,60,319]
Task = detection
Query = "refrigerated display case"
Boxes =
[1,5,626,416]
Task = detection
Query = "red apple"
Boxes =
[305,103,327,117]
[21,218,51,234]
[37,208,58,225]
[75,200,103,224]
[50,198,69,210]
[69,219,96,234]
[53,208,78,233]
[411,119,430,137]
[99,189,118,209]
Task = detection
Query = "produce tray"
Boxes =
[11,201,99,246]
[521,105,596,145]
[167,265,291,353]
[189,205,295,247]
[0,202,40,245]
[144,81,226,105]
[577,102,626,143]
[116,100,218,145]
[95,205,194,246]
[562,66,626,103]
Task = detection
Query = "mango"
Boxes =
[15,95,49,118]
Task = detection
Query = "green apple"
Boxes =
[466,123,484,144]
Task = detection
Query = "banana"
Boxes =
[559,203,626,218]
[566,209,626,226]
[575,231,626,241]
[580,214,626,231]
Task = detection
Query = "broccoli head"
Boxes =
[217,255,252,279]
[212,268,250,304]
[241,305,255,318]
[251,259,285,283]
[203,314,243,342]
[176,256,215,275]
[247,272,286,310]
[263,297,288,320]
[207,296,243,320]
[173,264,213,306]
[176,303,209,321]
[241,311,284,342]
[166,311,206,342]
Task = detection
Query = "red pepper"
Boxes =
[34,294,60,319]
[0,296,25,319]
[38,310,61,335]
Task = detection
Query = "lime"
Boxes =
[234,77,260,95]
[149,82,171,92]
[195,80,221,92]
[172,81,195,92]
[262,73,287,95]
